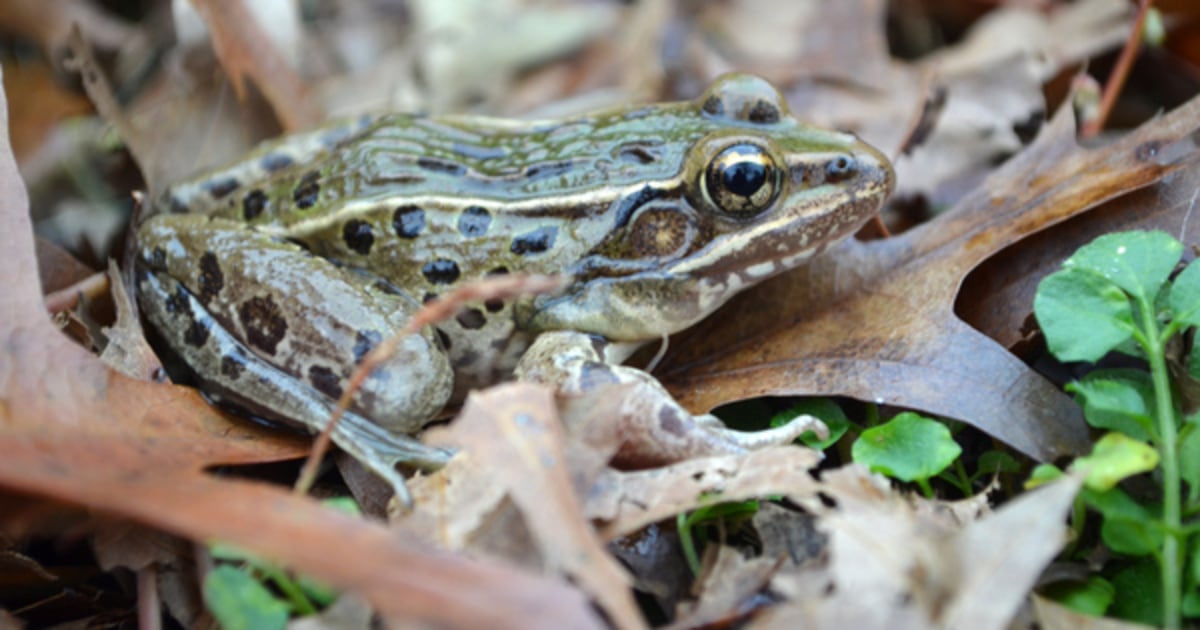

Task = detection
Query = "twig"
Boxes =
[1080,0,1154,138]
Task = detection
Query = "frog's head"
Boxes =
[524,73,895,341]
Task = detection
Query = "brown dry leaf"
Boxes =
[1,58,95,163]
[959,143,1200,352]
[0,0,137,57]
[188,0,321,131]
[674,546,780,627]
[407,0,621,112]
[34,238,96,295]
[941,474,1082,629]
[692,0,893,88]
[660,92,1200,463]
[751,0,1132,206]
[756,466,1080,628]
[0,68,602,629]
[924,0,1133,77]
[589,446,823,540]
[405,384,645,630]
[98,260,162,381]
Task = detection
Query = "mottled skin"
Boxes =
[135,74,894,502]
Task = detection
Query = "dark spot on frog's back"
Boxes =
[204,177,240,200]
[342,219,375,255]
[393,205,425,238]
[242,189,268,220]
[511,226,557,255]
[456,307,486,330]
[484,298,504,313]
[238,295,288,355]
[198,251,224,302]
[220,353,246,380]
[417,156,467,176]
[458,205,492,237]
[422,259,461,284]
[164,285,191,316]
[184,318,210,348]
[293,171,321,209]
[308,365,343,400]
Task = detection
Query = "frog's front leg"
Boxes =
[515,331,826,466]
[136,214,454,500]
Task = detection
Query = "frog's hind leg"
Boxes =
[136,214,454,503]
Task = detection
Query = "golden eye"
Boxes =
[703,144,781,217]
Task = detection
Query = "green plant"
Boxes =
[1032,229,1200,629]
[203,497,357,629]
[676,500,760,575]
[851,411,962,497]
[772,400,1018,497]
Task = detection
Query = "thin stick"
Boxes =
[1081,0,1154,138]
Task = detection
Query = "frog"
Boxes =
[134,73,894,504]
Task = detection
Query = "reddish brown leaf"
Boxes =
[660,94,1200,462]
[189,0,322,131]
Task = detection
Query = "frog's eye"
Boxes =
[703,143,782,217]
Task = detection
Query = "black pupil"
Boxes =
[722,160,766,197]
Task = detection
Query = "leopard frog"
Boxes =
[135,74,894,503]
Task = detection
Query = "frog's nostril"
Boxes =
[825,155,856,182]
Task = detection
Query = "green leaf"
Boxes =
[1070,432,1159,491]
[851,412,961,482]
[1180,418,1200,493]
[322,496,363,517]
[1065,370,1156,441]
[1040,577,1114,617]
[975,450,1021,478]
[1034,268,1136,363]
[203,566,291,630]
[1026,464,1063,489]
[1079,485,1153,522]
[1170,259,1200,327]
[1062,230,1181,303]
[770,399,850,450]
[1109,558,1163,626]
[1182,590,1200,617]
[1101,516,1163,556]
